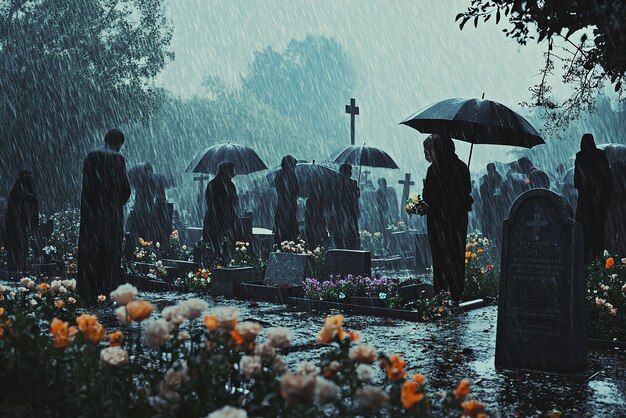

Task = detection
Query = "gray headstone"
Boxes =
[322,249,371,279]
[212,266,256,297]
[495,189,586,373]
[264,252,311,286]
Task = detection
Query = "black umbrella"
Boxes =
[266,161,341,199]
[333,144,399,169]
[127,163,151,188]
[400,98,544,166]
[186,143,268,175]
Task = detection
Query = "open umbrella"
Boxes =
[400,98,544,166]
[332,144,399,182]
[186,142,267,175]
[266,161,341,199]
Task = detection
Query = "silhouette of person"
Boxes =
[376,178,390,234]
[5,170,39,272]
[479,163,503,248]
[304,191,326,249]
[607,160,626,255]
[423,135,434,163]
[77,129,131,304]
[273,155,299,244]
[422,135,472,305]
[128,162,157,241]
[203,161,238,261]
[575,133,612,263]
[334,163,361,249]
[529,168,550,189]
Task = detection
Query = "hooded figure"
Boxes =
[203,161,238,261]
[376,177,390,233]
[422,135,472,305]
[479,163,503,250]
[77,129,131,304]
[274,155,299,244]
[574,133,612,263]
[5,170,39,272]
[304,191,326,249]
[334,163,360,249]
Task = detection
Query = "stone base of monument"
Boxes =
[398,283,434,301]
[322,249,371,279]
[212,266,256,298]
[240,281,303,304]
[264,252,311,286]
[124,274,186,292]
[33,263,59,277]
[162,259,199,275]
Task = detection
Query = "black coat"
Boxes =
[203,176,238,242]
[274,169,299,244]
[77,146,131,301]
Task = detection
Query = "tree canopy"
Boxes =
[456,0,626,133]
[0,0,173,210]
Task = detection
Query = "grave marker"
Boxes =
[322,249,371,279]
[265,252,311,286]
[495,189,586,373]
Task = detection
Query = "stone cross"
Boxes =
[526,211,548,241]
[345,97,359,145]
[362,170,371,183]
[399,173,415,220]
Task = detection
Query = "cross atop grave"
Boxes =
[398,173,414,203]
[345,97,359,145]
[526,211,549,241]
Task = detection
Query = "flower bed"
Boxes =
[0,282,489,417]
[464,232,499,301]
[586,253,626,342]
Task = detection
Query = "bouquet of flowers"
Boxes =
[404,194,428,216]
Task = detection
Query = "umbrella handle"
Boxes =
[468,142,474,169]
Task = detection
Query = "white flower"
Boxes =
[207,406,248,418]
[20,277,35,289]
[161,305,187,326]
[295,361,320,376]
[58,286,67,294]
[156,242,161,249]
[116,306,130,325]
[100,347,128,366]
[50,280,62,291]
[605,302,614,309]
[29,299,38,306]
[239,355,262,379]
[0,284,5,293]
[18,287,28,293]
[622,282,626,293]
[182,245,187,251]
[604,250,610,257]
[600,284,609,291]
[314,377,340,404]
[266,327,292,348]
[144,318,173,348]
[61,279,76,291]
[68,297,76,304]
[110,283,138,305]
[254,343,277,362]
[356,364,375,383]
[212,306,239,326]
[355,386,389,411]
[610,274,618,280]
[595,297,606,306]
[180,298,208,320]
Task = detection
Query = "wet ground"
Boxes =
[139,291,626,418]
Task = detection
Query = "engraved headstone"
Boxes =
[265,252,311,286]
[322,249,371,279]
[495,189,586,373]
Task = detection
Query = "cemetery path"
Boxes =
[130,292,626,417]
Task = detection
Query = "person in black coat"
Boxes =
[203,161,238,261]
[334,163,361,249]
[274,155,299,245]
[422,135,472,305]
[5,170,39,272]
[304,190,326,249]
[77,129,131,304]
[479,163,503,249]
[574,133,613,263]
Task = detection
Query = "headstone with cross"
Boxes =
[496,189,586,373]
[345,98,359,145]
[398,173,414,220]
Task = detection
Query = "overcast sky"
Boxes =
[157,0,561,175]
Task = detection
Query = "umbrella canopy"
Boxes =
[599,143,626,164]
[186,143,267,175]
[400,98,544,148]
[266,161,341,199]
[332,144,399,169]
[127,163,152,188]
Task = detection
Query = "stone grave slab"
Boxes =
[495,189,586,373]
[322,249,371,279]
[212,266,256,298]
[264,252,311,286]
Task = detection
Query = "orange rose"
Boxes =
[50,318,78,349]
[455,379,471,400]
[38,283,50,292]
[348,330,360,342]
[605,257,615,269]
[462,400,486,418]
[76,314,105,344]
[55,300,64,309]
[401,380,424,409]
[317,314,345,344]
[126,300,153,322]
[0,307,4,317]
[380,354,406,381]
[203,315,219,331]
[108,330,124,347]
